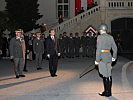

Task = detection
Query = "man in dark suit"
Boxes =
[46,29,60,77]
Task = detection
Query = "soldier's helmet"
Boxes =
[99,24,108,31]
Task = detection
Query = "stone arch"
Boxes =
[110,16,133,51]
[106,15,133,32]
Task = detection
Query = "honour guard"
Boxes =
[95,24,117,97]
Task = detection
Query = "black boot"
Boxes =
[105,76,112,97]
[99,77,107,96]
[99,77,112,97]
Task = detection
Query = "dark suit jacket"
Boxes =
[46,35,60,56]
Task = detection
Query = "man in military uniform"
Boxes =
[10,29,26,78]
[58,34,64,58]
[68,33,75,58]
[62,32,69,58]
[86,33,91,58]
[74,32,81,57]
[95,24,117,97]
[89,32,96,58]
[81,32,87,57]
[33,32,44,70]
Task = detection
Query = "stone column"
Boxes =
[99,0,106,23]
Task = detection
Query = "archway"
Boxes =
[111,18,133,52]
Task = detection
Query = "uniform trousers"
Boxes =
[14,58,24,75]
[35,53,42,68]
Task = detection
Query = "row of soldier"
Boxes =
[23,32,97,63]
[58,32,96,58]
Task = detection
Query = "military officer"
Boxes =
[68,33,75,58]
[58,34,65,58]
[33,32,44,70]
[74,32,81,57]
[86,33,91,58]
[95,24,117,97]
[10,29,26,78]
[81,32,87,57]
[62,32,69,58]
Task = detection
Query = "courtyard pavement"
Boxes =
[0,56,133,100]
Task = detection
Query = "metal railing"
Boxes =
[44,6,100,36]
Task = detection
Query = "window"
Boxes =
[64,0,68,3]
[57,0,69,18]
[58,0,62,3]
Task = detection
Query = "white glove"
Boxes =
[95,61,99,65]
[10,56,14,59]
[47,54,50,58]
[58,53,61,56]
[112,57,116,62]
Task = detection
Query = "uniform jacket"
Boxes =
[33,38,44,54]
[10,37,24,58]
[96,33,117,63]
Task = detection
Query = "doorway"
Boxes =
[111,18,133,52]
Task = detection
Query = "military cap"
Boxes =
[36,32,41,35]
[15,29,23,33]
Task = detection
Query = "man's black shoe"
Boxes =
[51,74,57,77]
[51,74,54,77]
[23,69,28,72]
[37,68,42,70]
[16,75,19,78]
[19,75,26,77]
[99,92,111,97]
[99,92,105,96]
[54,74,57,77]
